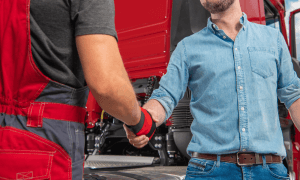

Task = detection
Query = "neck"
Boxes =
[210,0,243,38]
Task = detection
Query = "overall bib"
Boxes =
[0,0,89,179]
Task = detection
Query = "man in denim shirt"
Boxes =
[124,0,300,179]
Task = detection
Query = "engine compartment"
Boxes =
[84,76,192,167]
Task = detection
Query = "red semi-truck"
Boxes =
[84,0,300,179]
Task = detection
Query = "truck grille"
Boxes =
[171,89,193,128]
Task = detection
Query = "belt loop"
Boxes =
[255,153,260,164]
[216,155,221,167]
[262,155,267,167]
[27,103,45,128]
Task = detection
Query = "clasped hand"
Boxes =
[123,110,159,149]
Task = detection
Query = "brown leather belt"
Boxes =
[191,152,282,166]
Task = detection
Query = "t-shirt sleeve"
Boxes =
[71,0,118,41]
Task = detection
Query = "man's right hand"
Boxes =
[123,107,160,149]
[123,124,150,149]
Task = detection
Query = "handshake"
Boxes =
[123,107,159,149]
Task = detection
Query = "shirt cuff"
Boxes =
[149,92,175,123]
[278,77,300,109]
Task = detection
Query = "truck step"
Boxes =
[85,155,154,169]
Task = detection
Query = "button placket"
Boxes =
[233,40,249,152]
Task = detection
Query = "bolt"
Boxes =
[158,136,162,140]
[89,122,92,125]
[155,144,158,148]
[155,136,158,140]
[158,144,162,148]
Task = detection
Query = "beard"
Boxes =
[202,0,235,14]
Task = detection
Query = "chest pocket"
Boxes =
[248,47,277,79]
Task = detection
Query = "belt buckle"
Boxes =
[236,152,256,166]
[191,151,199,158]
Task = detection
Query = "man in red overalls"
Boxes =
[0,0,156,179]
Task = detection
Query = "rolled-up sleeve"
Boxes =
[149,41,189,122]
[277,31,300,109]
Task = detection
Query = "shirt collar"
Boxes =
[207,12,247,33]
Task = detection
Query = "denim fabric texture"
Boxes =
[149,13,300,158]
[185,156,289,180]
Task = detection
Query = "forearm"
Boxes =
[76,35,140,125]
[288,98,300,131]
[90,77,140,126]
[143,99,166,127]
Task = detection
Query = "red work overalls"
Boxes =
[0,0,89,179]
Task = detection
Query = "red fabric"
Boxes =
[0,0,87,125]
[0,126,72,180]
[0,102,86,125]
[136,107,153,136]
[0,0,87,178]
[0,0,50,102]
[27,103,45,127]
[0,150,54,180]
[43,103,86,124]
[148,129,156,140]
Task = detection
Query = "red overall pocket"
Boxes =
[0,150,54,180]
[0,126,72,180]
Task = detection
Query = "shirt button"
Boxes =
[242,128,245,132]
[223,36,226,39]
[242,149,246,152]
[235,48,238,51]
[241,107,245,111]
[240,86,243,90]
[213,24,216,28]
[238,66,241,70]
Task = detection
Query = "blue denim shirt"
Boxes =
[149,13,300,157]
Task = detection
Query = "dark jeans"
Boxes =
[185,155,290,180]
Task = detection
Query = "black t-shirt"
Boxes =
[30,0,118,88]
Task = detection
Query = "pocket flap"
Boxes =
[248,47,277,79]
[0,150,54,180]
